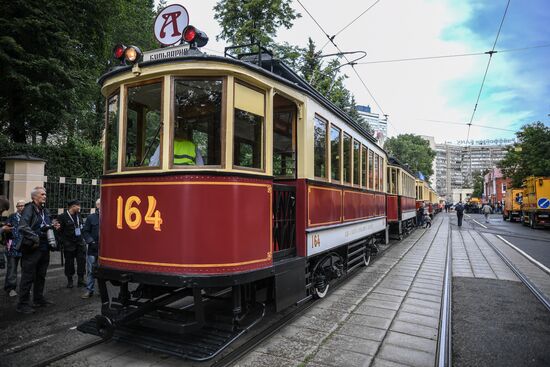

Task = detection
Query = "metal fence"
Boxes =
[44,177,101,218]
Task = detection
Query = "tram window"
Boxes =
[273,95,296,178]
[391,168,398,194]
[362,146,367,188]
[368,149,374,189]
[314,116,327,178]
[373,153,379,191]
[105,94,119,172]
[173,79,223,166]
[330,126,341,181]
[379,157,384,192]
[353,140,360,186]
[125,82,162,168]
[343,134,351,184]
[234,82,264,169]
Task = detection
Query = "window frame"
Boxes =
[361,145,367,188]
[121,78,164,172]
[170,76,226,170]
[342,133,352,185]
[232,80,266,172]
[104,90,120,174]
[330,124,342,183]
[273,93,298,179]
[313,114,329,180]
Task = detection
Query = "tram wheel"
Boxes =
[529,215,535,229]
[363,247,372,267]
[313,280,329,299]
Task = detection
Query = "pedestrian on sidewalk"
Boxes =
[17,187,60,314]
[4,200,25,297]
[57,200,86,288]
[455,201,465,227]
[81,199,100,299]
[416,205,425,227]
[482,203,492,223]
[423,212,432,228]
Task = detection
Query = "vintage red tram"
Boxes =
[386,157,416,238]
[80,31,392,360]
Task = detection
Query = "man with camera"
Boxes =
[57,200,86,288]
[17,187,60,314]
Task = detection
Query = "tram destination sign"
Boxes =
[143,45,190,62]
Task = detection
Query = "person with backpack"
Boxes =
[455,201,465,227]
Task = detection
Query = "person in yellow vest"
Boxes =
[149,125,203,166]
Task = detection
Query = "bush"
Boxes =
[0,136,103,178]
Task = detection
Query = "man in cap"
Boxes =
[57,199,86,288]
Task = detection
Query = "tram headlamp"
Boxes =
[124,46,142,64]
[182,25,209,48]
[113,44,127,60]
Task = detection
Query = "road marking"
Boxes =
[69,326,78,330]
[472,218,488,229]
[496,235,550,275]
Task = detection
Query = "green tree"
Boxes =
[214,0,300,49]
[498,121,550,187]
[384,134,436,179]
[471,169,488,198]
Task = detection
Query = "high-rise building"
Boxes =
[356,105,388,146]
[426,138,512,200]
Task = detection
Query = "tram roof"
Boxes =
[388,156,415,177]
[99,53,378,145]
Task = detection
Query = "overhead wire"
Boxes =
[319,0,382,52]
[419,119,517,132]
[466,0,511,145]
[295,0,386,115]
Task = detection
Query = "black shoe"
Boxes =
[16,304,36,314]
[33,299,54,307]
[77,279,85,288]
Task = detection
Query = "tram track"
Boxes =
[25,224,435,367]
[213,223,439,367]
[479,232,550,312]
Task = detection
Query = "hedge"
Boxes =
[0,136,103,178]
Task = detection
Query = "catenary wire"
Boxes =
[319,0,382,52]
[419,119,517,132]
[466,0,511,145]
[355,44,550,65]
[296,0,386,115]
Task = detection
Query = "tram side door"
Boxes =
[272,94,298,260]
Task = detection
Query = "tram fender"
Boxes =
[273,257,307,312]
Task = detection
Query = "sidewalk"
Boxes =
[237,215,450,367]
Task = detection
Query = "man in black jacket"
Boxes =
[456,201,465,227]
[81,199,100,298]
[57,200,86,288]
[17,187,60,314]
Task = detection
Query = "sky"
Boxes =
[156,0,550,144]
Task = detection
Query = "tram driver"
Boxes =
[149,122,204,166]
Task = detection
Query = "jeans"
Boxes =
[18,249,50,306]
[4,256,21,291]
[86,255,96,293]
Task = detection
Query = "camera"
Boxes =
[41,225,58,250]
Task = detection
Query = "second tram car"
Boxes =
[386,157,416,238]
[80,32,391,359]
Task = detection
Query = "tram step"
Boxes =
[77,303,265,361]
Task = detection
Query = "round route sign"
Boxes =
[154,4,190,46]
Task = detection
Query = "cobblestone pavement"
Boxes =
[237,215,449,367]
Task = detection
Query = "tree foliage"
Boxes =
[214,0,299,48]
[498,122,550,187]
[471,169,488,198]
[0,0,158,146]
[384,134,436,179]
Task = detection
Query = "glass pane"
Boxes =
[105,94,119,171]
[174,79,222,166]
[362,147,367,187]
[379,156,384,191]
[353,141,360,185]
[234,109,263,168]
[343,134,351,183]
[273,96,296,178]
[314,117,327,178]
[368,150,374,189]
[374,153,379,191]
[125,82,162,167]
[392,168,398,194]
[330,126,341,181]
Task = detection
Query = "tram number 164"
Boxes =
[116,195,163,231]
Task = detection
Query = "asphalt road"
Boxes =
[464,213,550,269]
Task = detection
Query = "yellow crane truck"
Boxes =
[521,176,550,228]
[503,188,523,222]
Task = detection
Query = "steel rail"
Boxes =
[436,223,453,367]
[214,221,436,367]
[480,232,550,312]
[30,338,105,367]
